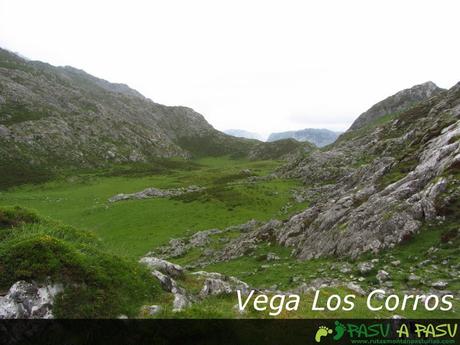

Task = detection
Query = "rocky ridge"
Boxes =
[349,81,444,130]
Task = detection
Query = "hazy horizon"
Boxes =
[1,0,459,135]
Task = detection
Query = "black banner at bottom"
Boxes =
[0,319,458,345]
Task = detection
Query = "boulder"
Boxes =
[140,257,184,278]
[346,282,366,296]
[357,262,374,275]
[0,281,63,319]
[376,270,391,283]
[431,281,448,290]
[200,278,232,297]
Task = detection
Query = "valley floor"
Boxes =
[0,157,458,318]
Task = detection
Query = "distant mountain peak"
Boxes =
[223,129,264,141]
[267,128,341,147]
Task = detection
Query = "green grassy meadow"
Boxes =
[0,157,304,258]
[1,156,458,318]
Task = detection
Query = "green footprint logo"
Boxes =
[315,326,333,343]
[333,321,346,341]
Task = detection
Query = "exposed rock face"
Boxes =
[349,81,444,130]
[268,128,341,147]
[196,82,460,261]
[108,185,203,203]
[0,281,63,319]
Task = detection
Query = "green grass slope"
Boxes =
[0,206,161,318]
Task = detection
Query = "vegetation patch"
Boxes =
[0,206,161,318]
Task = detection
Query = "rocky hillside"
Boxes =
[181,82,459,263]
[348,81,444,130]
[0,48,308,187]
[267,128,341,147]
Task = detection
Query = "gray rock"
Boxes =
[109,185,204,203]
[376,270,390,283]
[266,252,280,261]
[408,273,421,282]
[431,281,448,290]
[172,293,190,312]
[139,257,184,278]
[0,281,63,319]
[199,278,232,297]
[346,282,366,296]
[141,305,162,316]
[358,262,374,275]
[192,271,251,295]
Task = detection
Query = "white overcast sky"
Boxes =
[1,0,459,137]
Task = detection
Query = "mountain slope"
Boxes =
[191,82,460,263]
[0,48,307,187]
[267,128,341,147]
[348,81,444,131]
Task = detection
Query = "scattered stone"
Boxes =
[139,257,184,278]
[408,273,421,282]
[357,262,374,275]
[391,260,401,267]
[109,185,204,203]
[417,260,431,268]
[200,278,232,297]
[191,271,251,295]
[173,293,190,312]
[141,305,162,316]
[266,252,280,261]
[431,281,448,290]
[346,282,366,296]
[376,270,390,283]
[340,263,352,274]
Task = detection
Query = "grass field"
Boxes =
[0,157,305,258]
[1,156,458,318]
